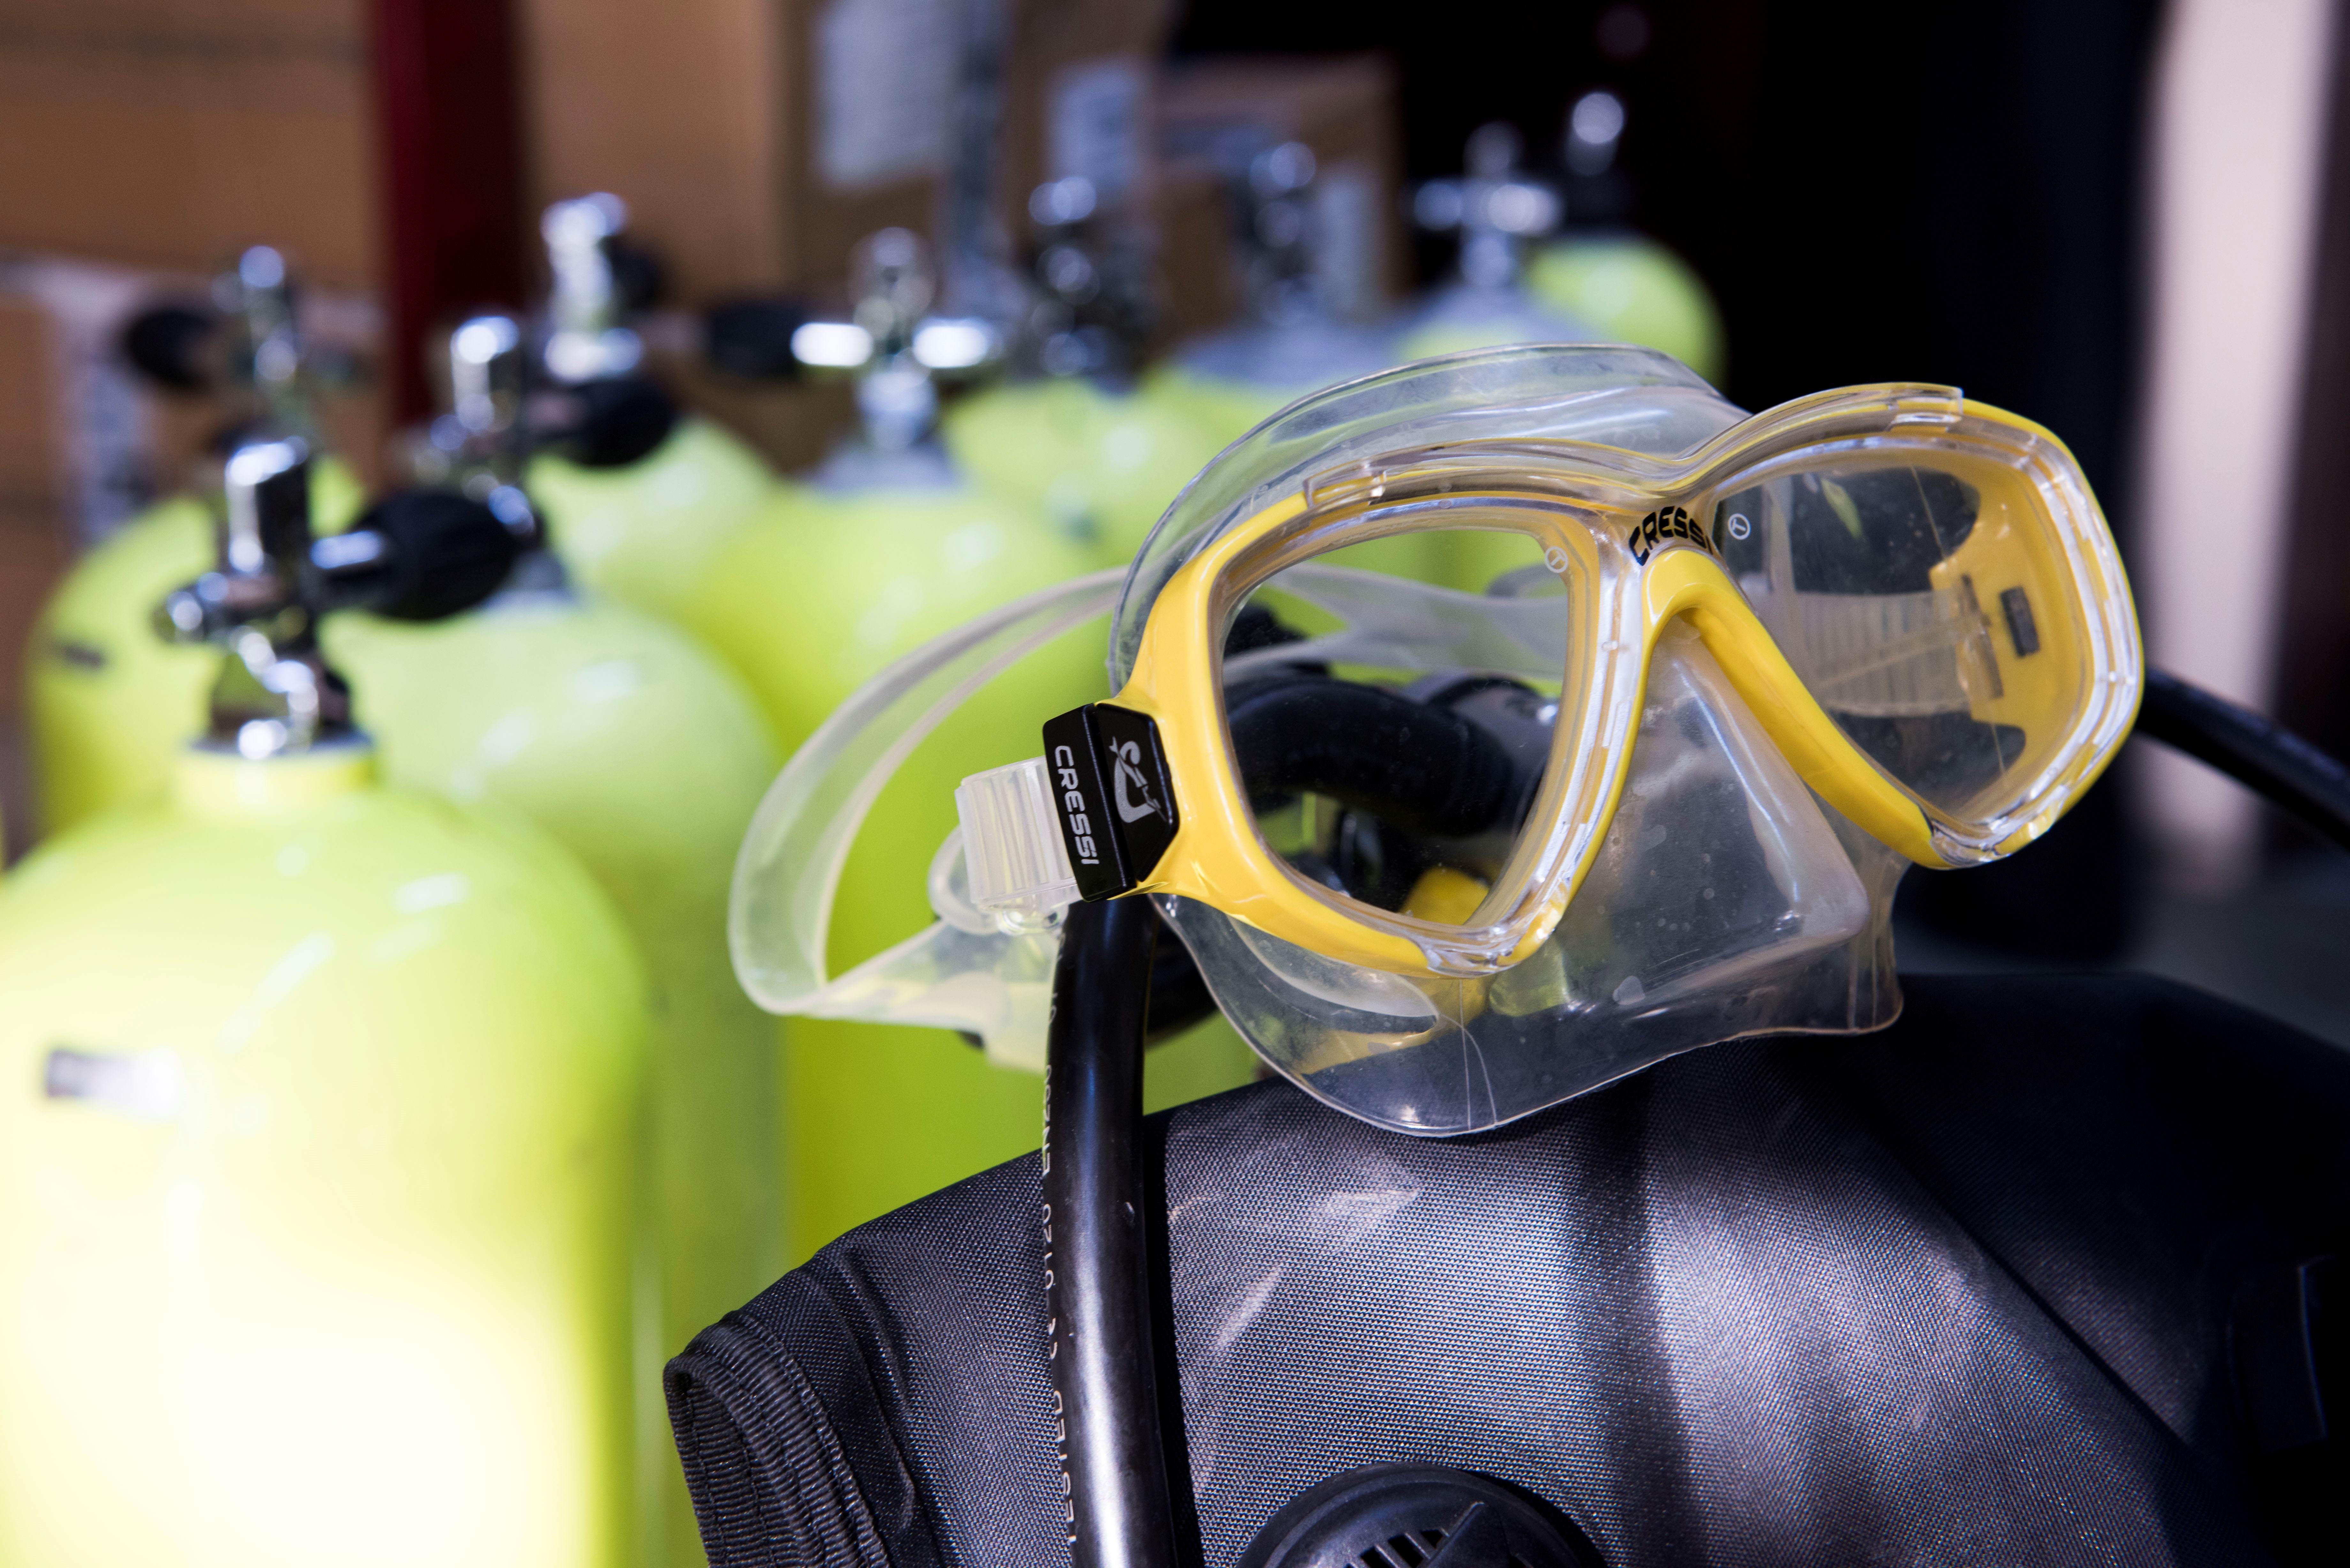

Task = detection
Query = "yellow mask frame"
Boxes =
[1072,385,2140,980]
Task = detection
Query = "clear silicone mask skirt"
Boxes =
[730,562,1904,1136]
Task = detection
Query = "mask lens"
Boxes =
[1710,452,2089,823]
[1219,525,1582,928]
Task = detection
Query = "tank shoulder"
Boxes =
[0,774,642,998]
[36,497,213,633]
[530,415,776,509]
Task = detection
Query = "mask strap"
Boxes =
[730,569,1126,1015]
[1245,560,1573,681]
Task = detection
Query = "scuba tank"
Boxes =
[323,314,784,1568]
[1136,142,1436,581]
[1397,126,1612,594]
[685,229,1244,1258]
[940,176,1226,571]
[1395,123,1593,362]
[25,246,366,836]
[1141,140,1402,445]
[1526,89,1725,383]
[0,439,651,1568]
[517,193,780,627]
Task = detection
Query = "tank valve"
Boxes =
[156,436,520,758]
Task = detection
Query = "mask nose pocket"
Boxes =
[1544,622,1870,1013]
[1162,624,1890,1136]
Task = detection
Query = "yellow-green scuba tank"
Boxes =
[1526,90,1725,383]
[325,314,783,1568]
[25,246,367,836]
[684,230,1201,1259]
[1139,142,1404,447]
[507,194,778,626]
[943,375,1217,571]
[0,438,651,1567]
[1396,125,1612,593]
[1395,123,1594,363]
[1133,145,1437,583]
[940,177,1225,570]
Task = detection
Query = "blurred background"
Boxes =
[0,1,2346,1560]
[2,0,2344,1023]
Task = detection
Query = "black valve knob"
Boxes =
[604,235,668,315]
[335,490,522,622]
[531,375,680,468]
[121,303,220,392]
[702,296,813,381]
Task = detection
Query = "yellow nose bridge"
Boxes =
[1634,546,1946,868]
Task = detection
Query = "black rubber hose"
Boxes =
[2139,668,2350,854]
[703,296,813,381]
[1044,897,1181,1568]
[1225,674,1524,838]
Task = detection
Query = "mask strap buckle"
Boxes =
[957,758,1080,932]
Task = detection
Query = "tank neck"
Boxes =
[541,194,643,382]
[172,438,359,755]
[1414,124,1560,292]
[216,245,318,442]
[171,736,379,818]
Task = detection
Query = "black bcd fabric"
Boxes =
[669,974,2350,1567]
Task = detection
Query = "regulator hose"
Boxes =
[2140,668,2350,853]
[1224,672,1526,838]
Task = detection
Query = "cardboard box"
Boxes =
[1156,54,1403,343]
[0,3,389,499]
[780,0,1171,294]
[518,0,790,302]
[0,2,379,289]
[521,0,1173,299]
[1000,0,1172,217]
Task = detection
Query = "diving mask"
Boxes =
[731,346,2140,1134]
[1042,344,2139,979]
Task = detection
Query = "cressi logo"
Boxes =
[1111,740,1166,825]
[1627,505,1715,565]
[1040,704,1182,902]
[1050,744,1101,866]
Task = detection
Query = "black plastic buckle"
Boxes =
[1040,704,1182,901]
